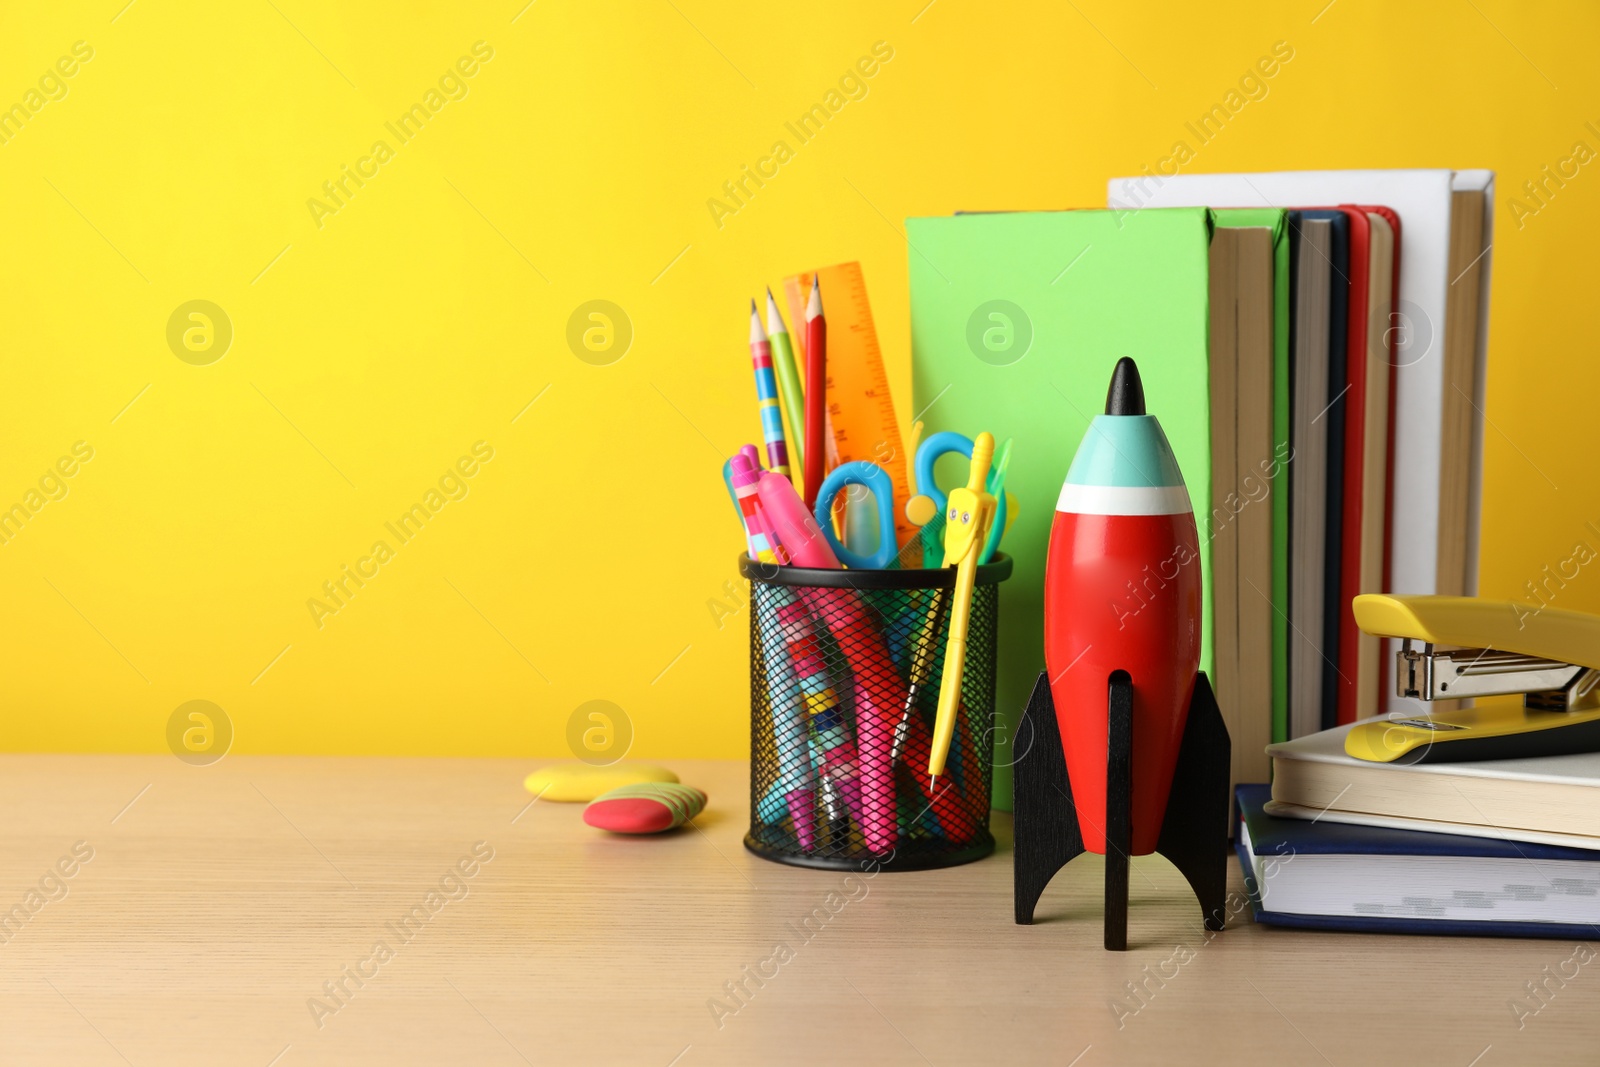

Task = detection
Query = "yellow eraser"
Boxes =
[523,762,679,802]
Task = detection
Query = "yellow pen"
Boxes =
[928,431,997,782]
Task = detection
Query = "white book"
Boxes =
[1261,801,1600,853]
[1239,818,1600,920]
[1265,720,1600,845]
[1108,169,1495,716]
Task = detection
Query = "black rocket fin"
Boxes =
[1013,672,1084,924]
[1154,671,1232,932]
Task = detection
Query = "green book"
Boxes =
[909,209,1215,810]
[1211,209,1291,747]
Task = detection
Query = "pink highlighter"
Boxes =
[756,472,905,853]
[751,467,867,842]
[729,455,819,848]
[755,469,837,568]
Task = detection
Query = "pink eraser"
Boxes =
[582,783,707,834]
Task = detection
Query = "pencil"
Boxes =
[748,300,791,481]
[766,288,807,475]
[802,276,826,509]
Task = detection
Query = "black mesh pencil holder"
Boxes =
[741,553,1012,871]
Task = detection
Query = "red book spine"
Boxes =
[1370,206,1402,712]
[1335,208,1372,725]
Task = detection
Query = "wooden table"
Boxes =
[1,755,1593,1066]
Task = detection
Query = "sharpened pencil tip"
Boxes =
[764,288,786,334]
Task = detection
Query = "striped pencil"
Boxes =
[749,300,791,481]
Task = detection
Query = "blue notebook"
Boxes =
[1236,784,1600,938]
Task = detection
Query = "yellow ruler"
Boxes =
[782,262,916,556]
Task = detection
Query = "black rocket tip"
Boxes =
[1105,357,1146,416]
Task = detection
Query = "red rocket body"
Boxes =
[1043,360,1202,855]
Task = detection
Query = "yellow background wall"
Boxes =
[2,0,1596,759]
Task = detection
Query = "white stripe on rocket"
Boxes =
[1055,481,1192,516]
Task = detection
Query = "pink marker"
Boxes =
[732,454,784,564]
[755,470,837,569]
[755,471,904,852]
[736,455,819,846]
[776,594,860,845]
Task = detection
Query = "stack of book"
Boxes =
[907,170,1494,808]
[1106,170,1496,795]
[1233,725,1600,937]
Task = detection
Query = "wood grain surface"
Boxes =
[0,755,1593,1066]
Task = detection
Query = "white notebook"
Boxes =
[1265,720,1600,845]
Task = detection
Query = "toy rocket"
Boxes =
[1044,357,1202,855]
[1017,356,1227,948]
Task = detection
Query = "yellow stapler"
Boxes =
[1346,594,1600,764]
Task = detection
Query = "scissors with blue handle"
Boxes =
[913,433,1009,568]
[813,461,898,569]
